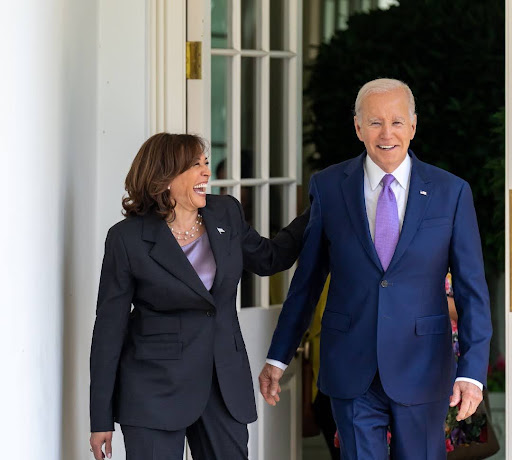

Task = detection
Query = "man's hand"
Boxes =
[259,363,284,406]
[90,431,113,459]
[449,381,483,421]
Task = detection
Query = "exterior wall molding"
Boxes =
[149,0,187,134]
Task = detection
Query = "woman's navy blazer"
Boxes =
[90,194,308,432]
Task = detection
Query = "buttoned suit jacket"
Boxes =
[90,194,308,432]
[267,151,492,405]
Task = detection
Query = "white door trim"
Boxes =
[148,0,186,134]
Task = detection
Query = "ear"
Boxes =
[410,114,417,140]
[354,116,364,142]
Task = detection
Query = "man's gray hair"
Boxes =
[354,78,416,120]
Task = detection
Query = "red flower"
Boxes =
[496,354,506,372]
[387,431,392,445]
[445,439,455,452]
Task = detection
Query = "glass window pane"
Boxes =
[269,185,288,305]
[241,0,258,49]
[241,186,258,307]
[210,184,233,196]
[270,0,287,50]
[337,0,350,30]
[323,0,336,41]
[241,57,258,178]
[211,0,229,48]
[211,55,230,180]
[269,58,287,177]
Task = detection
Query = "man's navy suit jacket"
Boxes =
[268,151,492,405]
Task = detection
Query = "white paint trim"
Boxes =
[209,177,296,187]
[187,0,211,137]
[231,0,243,310]
[149,0,186,134]
[293,0,303,186]
[212,48,240,55]
[212,48,296,58]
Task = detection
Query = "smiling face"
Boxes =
[169,153,211,212]
[354,88,417,173]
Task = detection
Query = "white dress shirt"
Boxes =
[267,154,482,391]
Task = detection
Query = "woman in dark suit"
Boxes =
[89,133,307,460]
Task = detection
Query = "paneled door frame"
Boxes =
[148,0,187,134]
[187,1,304,459]
[148,0,303,458]
[206,0,302,303]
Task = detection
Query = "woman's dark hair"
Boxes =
[122,133,207,220]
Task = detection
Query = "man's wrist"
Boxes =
[455,377,483,391]
[266,359,288,371]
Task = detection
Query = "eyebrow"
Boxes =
[366,117,407,123]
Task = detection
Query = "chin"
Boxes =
[195,197,207,208]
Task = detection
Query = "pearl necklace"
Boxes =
[169,214,203,240]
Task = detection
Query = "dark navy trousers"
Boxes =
[330,373,449,460]
[121,370,249,460]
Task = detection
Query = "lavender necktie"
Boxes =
[374,174,399,271]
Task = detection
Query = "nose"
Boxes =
[380,123,392,139]
[203,164,211,177]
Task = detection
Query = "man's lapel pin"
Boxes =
[420,190,427,196]
[217,227,225,234]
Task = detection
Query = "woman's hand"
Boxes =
[90,431,113,459]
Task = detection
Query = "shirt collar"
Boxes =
[364,153,412,191]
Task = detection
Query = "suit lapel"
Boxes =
[341,154,383,271]
[142,213,215,306]
[200,198,231,293]
[387,152,432,271]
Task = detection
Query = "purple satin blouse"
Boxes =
[181,233,217,291]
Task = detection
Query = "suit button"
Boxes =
[380,280,389,288]
[206,310,215,317]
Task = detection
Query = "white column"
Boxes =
[0,1,100,458]
[60,0,99,459]
[0,1,66,458]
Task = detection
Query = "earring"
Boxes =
[167,186,171,190]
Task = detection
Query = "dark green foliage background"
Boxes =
[305,0,505,276]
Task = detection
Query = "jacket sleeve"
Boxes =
[228,195,310,276]
[90,227,134,432]
[449,181,492,386]
[267,175,330,365]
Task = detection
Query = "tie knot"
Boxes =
[381,174,395,188]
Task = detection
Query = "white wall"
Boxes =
[62,0,147,458]
[0,1,67,457]
[0,0,177,458]
[60,0,99,459]
[0,0,100,458]
[89,1,148,459]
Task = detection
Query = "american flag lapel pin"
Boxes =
[420,190,427,196]
[217,227,225,234]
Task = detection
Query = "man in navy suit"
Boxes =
[259,79,492,459]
